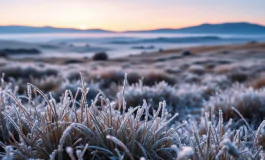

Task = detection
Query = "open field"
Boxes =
[1,42,265,159]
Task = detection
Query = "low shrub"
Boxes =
[0,65,58,80]
[95,70,175,88]
[122,81,215,120]
[204,85,265,124]
[93,52,108,61]
[142,71,176,86]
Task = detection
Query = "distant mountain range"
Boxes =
[0,26,113,33]
[0,22,265,34]
[126,22,265,34]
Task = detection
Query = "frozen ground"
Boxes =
[1,42,265,159]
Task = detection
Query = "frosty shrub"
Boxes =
[0,64,58,80]
[201,74,231,89]
[96,69,177,88]
[15,76,61,94]
[0,75,180,160]
[204,85,265,123]
[51,80,100,104]
[122,81,216,120]
[141,71,176,86]
[178,111,265,159]
[95,70,140,88]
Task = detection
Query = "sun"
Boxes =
[80,25,88,30]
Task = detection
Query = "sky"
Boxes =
[0,0,264,31]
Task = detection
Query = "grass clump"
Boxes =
[122,81,215,120]
[0,74,180,160]
[204,85,265,123]
[180,110,265,159]
[0,65,58,80]
[95,70,176,88]
[142,71,176,86]
[95,70,140,88]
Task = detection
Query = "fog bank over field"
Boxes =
[1,23,265,58]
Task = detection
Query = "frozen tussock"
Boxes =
[204,84,265,123]
[123,81,216,119]
[0,77,179,159]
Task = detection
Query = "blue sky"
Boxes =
[0,0,264,31]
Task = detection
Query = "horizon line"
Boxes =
[0,21,264,32]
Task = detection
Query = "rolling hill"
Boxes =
[0,26,113,33]
[125,22,265,34]
[1,22,265,34]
